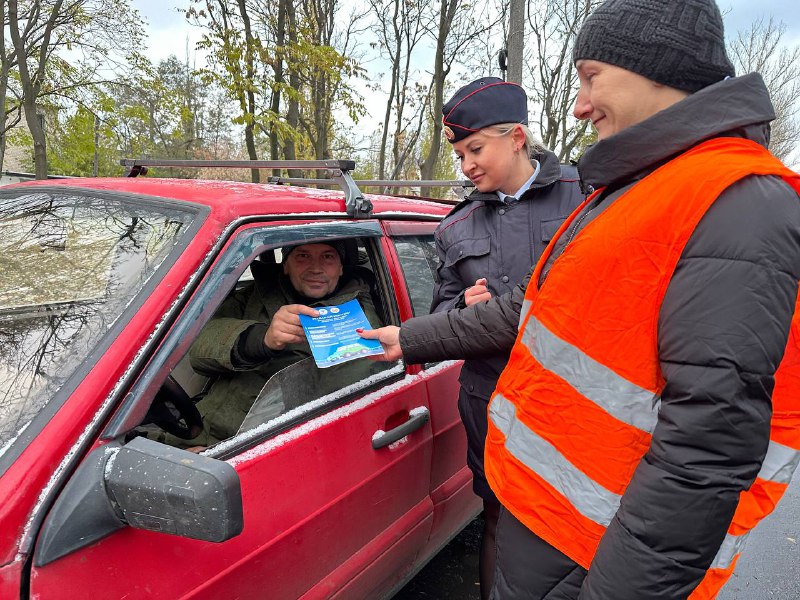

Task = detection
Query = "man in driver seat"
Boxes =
[168,241,383,448]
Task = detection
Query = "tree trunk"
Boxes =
[506,0,525,83]
[237,0,260,182]
[23,101,47,179]
[0,2,9,175]
[0,72,8,174]
[93,114,99,177]
[377,0,401,182]
[284,0,301,178]
[270,0,287,176]
[0,128,6,174]
[420,0,456,180]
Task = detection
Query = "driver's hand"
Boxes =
[265,304,319,351]
[358,326,402,361]
[464,278,492,306]
[185,445,207,454]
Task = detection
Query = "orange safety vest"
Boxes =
[485,137,800,599]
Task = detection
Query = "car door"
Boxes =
[382,221,481,554]
[29,220,435,600]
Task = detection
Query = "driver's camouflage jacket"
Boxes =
[168,262,383,447]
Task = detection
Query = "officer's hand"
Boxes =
[358,326,402,361]
[464,278,491,306]
[264,304,319,351]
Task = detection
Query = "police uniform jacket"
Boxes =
[430,149,584,495]
[431,149,583,397]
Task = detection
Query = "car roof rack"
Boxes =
[120,158,473,218]
[267,176,472,203]
[121,158,372,218]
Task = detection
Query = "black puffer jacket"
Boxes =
[401,72,800,598]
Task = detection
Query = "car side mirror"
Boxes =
[34,437,243,566]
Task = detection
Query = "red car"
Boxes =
[0,161,479,599]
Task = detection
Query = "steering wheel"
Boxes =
[145,375,204,440]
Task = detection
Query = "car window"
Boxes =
[0,190,196,454]
[392,235,439,317]
[235,357,403,438]
[139,229,400,452]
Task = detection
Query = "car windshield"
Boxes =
[0,190,196,453]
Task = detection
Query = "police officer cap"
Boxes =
[442,77,528,144]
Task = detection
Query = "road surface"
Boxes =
[396,477,800,599]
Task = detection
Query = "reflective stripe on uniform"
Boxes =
[710,531,749,570]
[490,393,621,526]
[521,316,661,433]
[758,440,800,484]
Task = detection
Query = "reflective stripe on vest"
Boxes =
[521,315,660,433]
[491,393,621,527]
[485,138,800,593]
[691,441,800,597]
[519,299,532,331]
[710,531,749,571]
[758,439,800,484]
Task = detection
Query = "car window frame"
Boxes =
[103,219,407,458]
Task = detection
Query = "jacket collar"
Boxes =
[455,148,566,209]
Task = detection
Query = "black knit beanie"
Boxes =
[573,0,735,92]
[283,240,346,263]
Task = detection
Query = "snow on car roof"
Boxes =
[5,177,453,220]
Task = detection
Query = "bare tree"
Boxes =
[728,16,800,164]
[237,0,260,181]
[190,0,269,182]
[368,0,429,182]
[267,0,288,171]
[419,0,503,180]
[297,0,368,163]
[281,0,303,174]
[506,0,525,83]
[524,0,600,161]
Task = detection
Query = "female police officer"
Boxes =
[431,78,585,598]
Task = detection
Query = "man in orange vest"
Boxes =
[361,0,800,597]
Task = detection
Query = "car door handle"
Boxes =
[372,407,430,449]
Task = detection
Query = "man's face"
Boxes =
[573,60,689,140]
[283,243,343,299]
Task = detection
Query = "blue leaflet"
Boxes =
[298,299,384,368]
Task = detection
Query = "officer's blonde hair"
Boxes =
[484,123,545,158]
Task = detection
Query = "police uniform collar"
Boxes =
[444,149,564,218]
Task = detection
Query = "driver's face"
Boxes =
[283,243,343,298]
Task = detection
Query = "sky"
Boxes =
[130,0,800,130]
[131,0,800,66]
